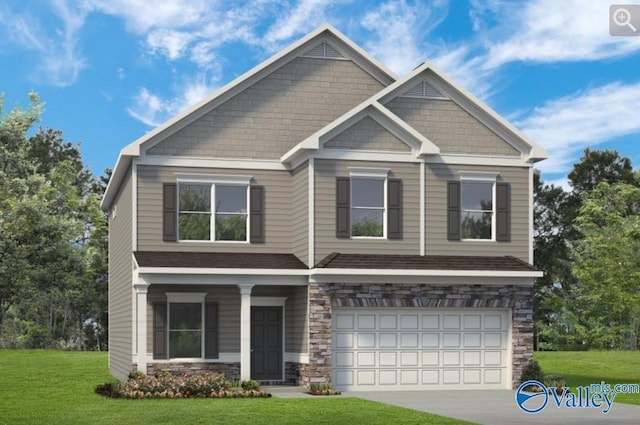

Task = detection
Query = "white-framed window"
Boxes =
[166,293,206,359]
[460,173,497,241]
[177,176,250,242]
[349,168,389,238]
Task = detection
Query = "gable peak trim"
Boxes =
[401,80,448,100]
[303,40,347,60]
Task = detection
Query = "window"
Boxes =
[461,181,494,240]
[178,183,248,242]
[351,178,385,237]
[169,303,202,358]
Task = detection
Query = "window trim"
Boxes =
[459,173,497,242]
[165,292,207,360]
[176,179,250,243]
[349,169,389,239]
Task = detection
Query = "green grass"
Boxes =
[0,350,473,425]
[535,351,640,405]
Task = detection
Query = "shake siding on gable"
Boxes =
[385,97,521,157]
[137,165,293,253]
[425,163,529,262]
[291,162,309,266]
[108,166,133,381]
[147,57,385,159]
[314,159,420,262]
[324,116,411,151]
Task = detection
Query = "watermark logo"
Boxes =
[610,5,640,36]
[516,380,640,415]
[516,380,548,414]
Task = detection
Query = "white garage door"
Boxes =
[332,309,510,391]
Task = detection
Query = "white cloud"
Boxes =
[514,81,640,175]
[126,74,218,127]
[479,0,640,69]
[262,0,335,51]
[360,0,447,76]
[0,0,87,86]
[146,29,195,61]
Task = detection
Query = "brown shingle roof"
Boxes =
[135,251,308,269]
[315,253,538,271]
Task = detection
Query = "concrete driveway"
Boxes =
[347,390,640,425]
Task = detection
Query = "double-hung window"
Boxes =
[178,179,249,242]
[169,302,203,358]
[460,176,495,240]
[350,176,386,238]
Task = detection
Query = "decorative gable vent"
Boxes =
[401,80,448,99]
[303,41,346,59]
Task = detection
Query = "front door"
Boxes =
[251,307,283,380]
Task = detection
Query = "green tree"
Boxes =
[0,93,107,349]
[570,181,640,350]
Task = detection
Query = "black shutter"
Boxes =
[204,303,219,359]
[250,186,264,243]
[336,177,350,238]
[153,303,167,359]
[387,179,402,239]
[447,181,461,241]
[163,183,177,242]
[496,182,511,242]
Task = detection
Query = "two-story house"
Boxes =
[101,24,546,391]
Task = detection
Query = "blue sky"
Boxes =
[1,0,639,188]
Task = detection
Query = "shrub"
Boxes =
[94,381,122,398]
[544,375,566,389]
[308,383,341,395]
[241,380,260,391]
[95,372,272,399]
[128,371,146,380]
[520,359,544,384]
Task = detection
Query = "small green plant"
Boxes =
[308,383,341,396]
[128,371,146,380]
[241,380,260,391]
[544,375,566,391]
[94,381,122,398]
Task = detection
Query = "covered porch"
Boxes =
[131,252,309,383]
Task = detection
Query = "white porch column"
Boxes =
[134,282,149,374]
[238,283,254,381]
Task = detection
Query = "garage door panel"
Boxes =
[379,333,397,347]
[422,351,439,366]
[401,315,419,329]
[401,351,419,366]
[379,315,397,329]
[400,333,419,348]
[335,314,355,330]
[463,369,482,384]
[463,333,481,348]
[380,352,397,366]
[357,333,376,348]
[358,315,376,329]
[333,309,510,391]
[357,351,375,366]
[335,333,354,348]
[422,333,439,347]
[422,315,439,329]
[464,315,482,329]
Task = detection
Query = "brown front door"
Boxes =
[251,307,283,380]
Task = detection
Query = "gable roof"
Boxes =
[281,62,548,166]
[101,24,396,210]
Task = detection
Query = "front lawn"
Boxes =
[535,351,640,405]
[0,350,474,425]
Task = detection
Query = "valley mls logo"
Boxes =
[516,380,623,414]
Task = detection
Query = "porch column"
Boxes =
[238,284,254,381]
[134,282,149,374]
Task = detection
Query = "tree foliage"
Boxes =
[534,148,640,350]
[0,92,108,349]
